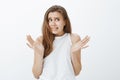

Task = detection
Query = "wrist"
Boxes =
[34,52,44,59]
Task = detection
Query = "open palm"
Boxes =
[26,35,44,55]
[71,35,90,53]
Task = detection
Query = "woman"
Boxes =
[26,5,90,80]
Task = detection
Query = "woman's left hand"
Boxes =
[71,35,90,53]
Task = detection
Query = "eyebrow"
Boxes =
[48,16,60,19]
[48,17,60,21]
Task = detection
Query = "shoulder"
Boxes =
[70,33,81,44]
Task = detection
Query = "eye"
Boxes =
[55,18,60,21]
[48,18,52,22]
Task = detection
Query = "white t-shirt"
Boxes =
[39,33,76,80]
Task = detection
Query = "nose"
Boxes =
[49,21,56,30]
[49,20,56,26]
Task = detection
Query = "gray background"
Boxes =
[0,0,120,80]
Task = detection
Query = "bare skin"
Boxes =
[26,11,90,78]
[26,34,90,77]
[70,33,90,75]
[26,35,44,79]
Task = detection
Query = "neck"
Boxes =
[55,32,65,37]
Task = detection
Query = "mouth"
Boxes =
[51,27,58,31]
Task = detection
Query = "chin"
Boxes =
[53,33,61,36]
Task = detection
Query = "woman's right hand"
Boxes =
[26,35,44,56]
[26,35,35,48]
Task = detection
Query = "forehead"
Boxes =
[48,11,63,18]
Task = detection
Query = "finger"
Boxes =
[26,43,33,48]
[81,38,89,46]
[73,37,90,50]
[72,44,89,51]
[26,35,35,46]
[81,45,89,49]
[81,36,90,43]
[36,37,43,43]
[81,36,90,46]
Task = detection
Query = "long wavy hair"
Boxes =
[42,5,72,58]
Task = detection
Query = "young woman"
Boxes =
[26,5,90,80]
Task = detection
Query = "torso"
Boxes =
[39,33,77,80]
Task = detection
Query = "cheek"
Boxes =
[57,25,64,30]
[48,23,52,28]
[48,22,51,26]
[57,22,65,29]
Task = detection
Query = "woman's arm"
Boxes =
[26,35,44,79]
[70,33,90,76]
[70,34,82,76]
[32,36,44,79]
[32,50,44,79]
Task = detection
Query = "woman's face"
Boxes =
[48,11,66,36]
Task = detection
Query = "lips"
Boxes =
[51,27,58,31]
